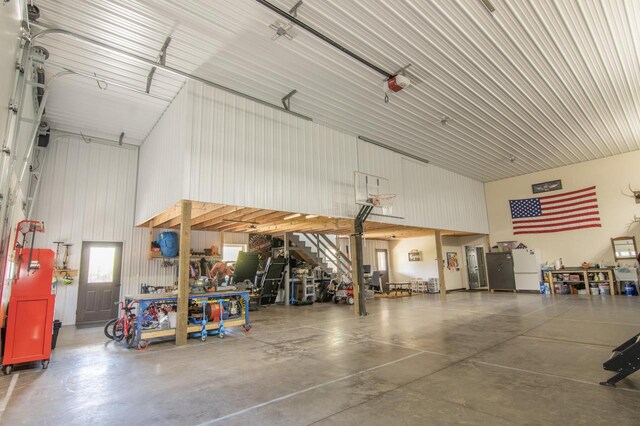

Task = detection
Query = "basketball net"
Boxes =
[370,193,396,215]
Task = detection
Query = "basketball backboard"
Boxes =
[354,171,398,217]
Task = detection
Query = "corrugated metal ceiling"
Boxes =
[32,0,640,181]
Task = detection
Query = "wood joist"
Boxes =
[138,200,468,240]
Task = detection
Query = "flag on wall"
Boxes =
[509,186,601,235]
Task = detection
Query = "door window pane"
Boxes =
[88,247,116,283]
[376,250,387,271]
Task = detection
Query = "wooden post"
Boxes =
[147,222,153,260]
[283,232,290,305]
[219,231,225,256]
[350,232,362,316]
[176,200,191,346]
[435,230,447,300]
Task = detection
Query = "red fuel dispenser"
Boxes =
[2,220,55,375]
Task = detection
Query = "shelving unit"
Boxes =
[545,269,615,296]
[148,254,222,262]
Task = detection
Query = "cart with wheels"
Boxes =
[199,299,226,341]
[2,221,56,375]
[126,290,251,348]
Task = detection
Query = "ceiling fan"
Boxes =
[269,21,294,41]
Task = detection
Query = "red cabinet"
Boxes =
[2,248,55,374]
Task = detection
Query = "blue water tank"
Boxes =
[158,232,179,257]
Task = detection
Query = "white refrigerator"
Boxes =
[512,249,543,291]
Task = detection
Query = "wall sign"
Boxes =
[532,179,562,194]
[408,249,421,262]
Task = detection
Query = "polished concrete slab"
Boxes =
[1,292,639,425]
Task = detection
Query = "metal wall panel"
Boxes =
[356,139,406,219]
[135,83,188,225]
[401,157,489,234]
[32,132,138,324]
[33,132,248,324]
[184,80,359,219]
[137,79,488,234]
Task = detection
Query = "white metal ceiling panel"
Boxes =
[32,0,640,180]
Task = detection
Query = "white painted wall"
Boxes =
[389,236,438,282]
[485,150,640,267]
[136,80,489,235]
[32,133,248,324]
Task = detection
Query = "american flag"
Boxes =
[509,186,601,235]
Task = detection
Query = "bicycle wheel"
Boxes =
[125,323,137,349]
[104,318,117,340]
[112,318,125,342]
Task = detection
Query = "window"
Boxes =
[88,247,116,283]
[223,244,247,262]
[376,249,388,271]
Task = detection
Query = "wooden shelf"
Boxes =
[53,268,78,278]
[148,253,222,261]
[545,269,615,296]
[140,318,245,339]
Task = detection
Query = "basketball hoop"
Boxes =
[369,193,396,215]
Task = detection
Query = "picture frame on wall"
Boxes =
[408,249,421,262]
[532,179,562,194]
[446,252,460,271]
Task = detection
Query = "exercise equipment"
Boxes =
[256,256,287,307]
[230,252,259,284]
[600,332,640,387]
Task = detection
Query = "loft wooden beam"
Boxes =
[165,203,224,228]
[149,204,181,228]
[191,206,245,229]
[194,207,258,230]
[435,229,447,301]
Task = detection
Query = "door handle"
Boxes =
[115,283,121,287]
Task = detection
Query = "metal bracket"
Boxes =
[8,101,18,113]
[26,81,46,89]
[146,36,172,93]
[289,0,303,17]
[393,63,412,76]
[281,89,297,111]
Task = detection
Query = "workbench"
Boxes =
[125,290,250,345]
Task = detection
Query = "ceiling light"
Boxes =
[284,213,301,220]
[479,0,496,13]
[305,215,318,219]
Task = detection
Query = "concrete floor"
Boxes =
[1,292,639,425]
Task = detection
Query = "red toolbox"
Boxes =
[2,221,56,375]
